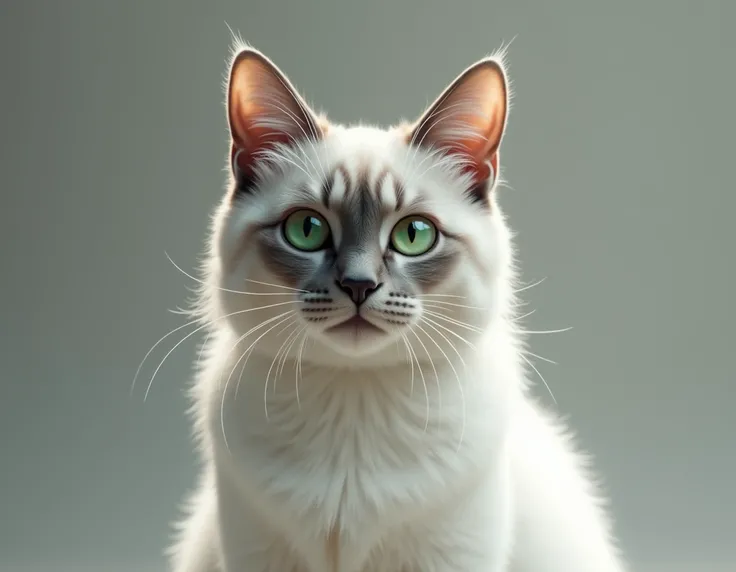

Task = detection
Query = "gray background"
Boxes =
[1,0,733,571]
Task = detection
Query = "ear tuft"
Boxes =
[226,47,322,185]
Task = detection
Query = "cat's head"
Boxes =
[205,45,516,367]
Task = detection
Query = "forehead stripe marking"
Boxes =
[320,170,335,208]
[319,163,409,214]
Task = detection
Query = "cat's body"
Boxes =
[167,43,627,572]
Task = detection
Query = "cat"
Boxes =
[166,40,628,572]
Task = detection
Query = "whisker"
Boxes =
[422,309,483,333]
[240,316,299,403]
[420,300,487,310]
[132,318,201,397]
[413,293,468,300]
[223,310,296,392]
[402,333,429,431]
[294,330,309,410]
[409,326,441,421]
[169,306,191,315]
[143,327,208,402]
[134,300,302,399]
[225,310,297,395]
[220,311,297,449]
[277,326,305,387]
[415,322,466,450]
[263,321,302,412]
[399,332,416,394]
[524,351,557,365]
[516,327,573,335]
[419,318,467,369]
[512,309,537,322]
[244,278,309,293]
[520,352,557,405]
[165,252,303,296]
[422,303,480,317]
[513,276,546,294]
[420,316,477,350]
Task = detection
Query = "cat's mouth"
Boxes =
[327,315,385,336]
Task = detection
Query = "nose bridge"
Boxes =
[336,242,380,281]
[336,208,381,281]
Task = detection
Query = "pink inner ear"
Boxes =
[228,96,305,178]
[231,144,251,177]
[227,49,322,179]
[409,60,507,186]
[471,152,499,186]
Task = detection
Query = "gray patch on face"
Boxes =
[257,227,335,289]
[320,170,335,209]
[334,177,385,281]
[399,241,462,292]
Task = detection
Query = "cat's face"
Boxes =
[208,46,512,366]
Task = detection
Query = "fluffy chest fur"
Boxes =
[200,330,515,571]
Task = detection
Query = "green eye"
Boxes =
[283,209,331,251]
[390,216,437,256]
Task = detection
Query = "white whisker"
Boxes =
[419,318,467,369]
[520,352,557,405]
[422,309,483,333]
[413,293,468,300]
[524,351,557,365]
[420,300,486,310]
[402,333,429,431]
[220,311,297,449]
[263,321,302,414]
[399,332,416,394]
[513,276,546,294]
[132,318,200,397]
[415,322,466,450]
[516,327,573,335]
[512,309,537,322]
[165,252,303,296]
[277,326,305,388]
[294,330,309,410]
[134,300,302,400]
[410,326,441,421]
[420,316,477,350]
[244,278,309,293]
[242,316,299,408]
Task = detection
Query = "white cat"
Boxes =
[166,40,628,572]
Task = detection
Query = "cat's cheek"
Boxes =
[400,244,463,293]
[255,235,314,290]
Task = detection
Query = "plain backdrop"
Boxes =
[1,1,734,571]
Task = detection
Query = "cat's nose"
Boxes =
[336,277,382,305]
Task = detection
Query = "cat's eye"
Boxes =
[283,209,331,252]
[390,216,437,257]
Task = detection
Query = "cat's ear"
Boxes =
[226,47,323,184]
[408,57,508,187]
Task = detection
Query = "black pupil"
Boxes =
[303,216,316,237]
[407,221,417,243]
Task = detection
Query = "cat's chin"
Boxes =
[309,317,399,360]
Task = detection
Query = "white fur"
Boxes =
[166,50,627,572]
